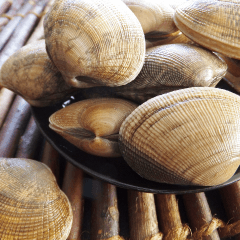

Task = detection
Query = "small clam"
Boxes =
[49,98,137,157]
[114,43,227,103]
[0,40,82,107]
[119,87,240,186]
[0,158,72,239]
[174,0,240,59]
[44,0,145,88]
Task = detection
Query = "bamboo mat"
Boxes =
[0,0,240,239]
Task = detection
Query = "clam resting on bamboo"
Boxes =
[119,87,240,186]
[0,158,72,239]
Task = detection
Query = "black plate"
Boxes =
[31,80,240,194]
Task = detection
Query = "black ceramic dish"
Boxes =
[31,80,240,194]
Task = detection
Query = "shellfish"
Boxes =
[119,87,240,186]
[0,158,73,239]
[174,0,240,59]
[43,0,145,88]
[49,98,137,157]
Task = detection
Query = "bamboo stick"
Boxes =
[0,88,15,129]
[40,140,60,182]
[91,181,124,240]
[156,194,189,240]
[0,0,12,15]
[0,0,35,51]
[15,115,42,159]
[0,0,46,68]
[62,162,84,240]
[0,95,31,157]
[128,190,163,240]
[219,181,240,240]
[183,192,220,240]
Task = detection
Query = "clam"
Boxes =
[123,0,177,35]
[119,87,240,186]
[113,43,227,103]
[0,158,72,239]
[43,0,145,88]
[0,40,83,107]
[49,98,137,157]
[174,0,240,59]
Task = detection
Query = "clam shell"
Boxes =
[114,43,227,103]
[0,40,81,107]
[119,87,240,186]
[174,0,240,59]
[49,98,137,157]
[0,158,72,239]
[44,0,145,88]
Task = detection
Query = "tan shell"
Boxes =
[119,87,240,186]
[49,98,137,157]
[123,0,177,35]
[174,0,240,59]
[0,158,72,239]
[44,0,145,88]
[0,40,81,107]
[113,43,227,103]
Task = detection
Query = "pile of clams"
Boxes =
[1,0,240,187]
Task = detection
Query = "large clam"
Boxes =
[119,87,240,186]
[49,98,137,157]
[0,158,72,239]
[174,0,240,59]
[43,0,145,88]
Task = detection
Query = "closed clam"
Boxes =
[49,98,137,157]
[44,0,145,88]
[0,40,82,107]
[0,158,72,239]
[119,87,240,186]
[174,0,240,59]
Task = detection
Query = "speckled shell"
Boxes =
[0,158,72,239]
[0,40,81,107]
[113,43,227,103]
[174,0,240,59]
[49,98,137,157]
[119,87,240,186]
[44,0,145,88]
[123,0,177,35]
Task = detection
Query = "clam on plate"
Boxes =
[31,80,240,194]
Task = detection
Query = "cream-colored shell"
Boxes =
[49,98,137,157]
[174,0,240,59]
[44,0,145,88]
[0,40,81,107]
[119,87,240,186]
[0,158,72,239]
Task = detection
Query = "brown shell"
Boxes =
[174,0,240,59]
[113,43,227,103]
[0,158,72,239]
[123,0,177,35]
[0,40,81,107]
[49,98,137,157]
[119,87,240,186]
[44,0,145,88]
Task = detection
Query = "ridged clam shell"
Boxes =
[49,98,137,157]
[119,87,240,186]
[174,0,240,59]
[123,0,177,34]
[44,0,145,88]
[0,158,72,239]
[0,40,81,107]
[114,43,227,103]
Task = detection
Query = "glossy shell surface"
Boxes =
[44,0,145,87]
[119,87,240,186]
[174,0,240,59]
[0,158,73,239]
